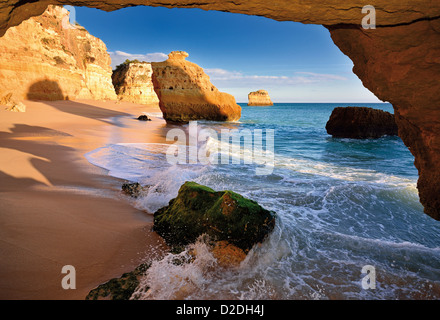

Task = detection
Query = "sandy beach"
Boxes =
[0,99,169,299]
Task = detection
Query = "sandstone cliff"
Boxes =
[152,51,241,122]
[326,107,398,139]
[112,61,159,106]
[151,51,241,123]
[248,90,273,106]
[0,5,116,104]
[0,1,439,219]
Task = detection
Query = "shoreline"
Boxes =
[0,99,169,299]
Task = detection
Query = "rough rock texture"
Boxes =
[211,240,247,268]
[151,51,241,122]
[248,90,273,106]
[0,5,116,102]
[1,1,440,38]
[153,181,276,252]
[112,62,159,105]
[327,21,440,220]
[0,2,439,219]
[1,92,26,112]
[326,107,398,139]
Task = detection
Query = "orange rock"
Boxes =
[248,90,273,106]
[211,241,247,268]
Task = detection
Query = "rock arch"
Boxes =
[1,0,439,219]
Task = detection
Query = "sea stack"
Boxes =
[151,51,241,123]
[112,61,160,106]
[247,90,273,106]
[326,106,399,139]
[0,5,117,102]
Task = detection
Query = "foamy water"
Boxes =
[85,103,440,299]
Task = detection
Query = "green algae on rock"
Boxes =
[153,182,276,252]
[85,263,150,300]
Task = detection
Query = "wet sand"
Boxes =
[0,99,169,299]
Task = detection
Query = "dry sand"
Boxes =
[0,99,170,299]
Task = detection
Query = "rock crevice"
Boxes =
[151,51,241,122]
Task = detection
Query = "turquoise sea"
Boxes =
[86,103,440,299]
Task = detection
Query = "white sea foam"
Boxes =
[84,137,440,300]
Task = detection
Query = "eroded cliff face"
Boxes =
[248,90,273,106]
[327,20,440,220]
[0,5,116,103]
[112,62,159,106]
[151,51,241,122]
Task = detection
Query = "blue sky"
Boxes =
[73,6,382,103]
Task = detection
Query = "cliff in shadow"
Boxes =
[112,61,159,106]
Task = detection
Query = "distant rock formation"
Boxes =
[326,106,399,139]
[112,61,159,106]
[0,5,116,102]
[248,90,273,106]
[151,51,241,122]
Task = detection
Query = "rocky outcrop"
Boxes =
[151,51,241,122]
[153,181,276,252]
[0,5,116,102]
[112,61,159,106]
[327,21,440,220]
[326,107,398,139]
[248,90,273,106]
[0,2,439,219]
[1,92,26,112]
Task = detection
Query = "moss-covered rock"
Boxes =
[153,182,276,252]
